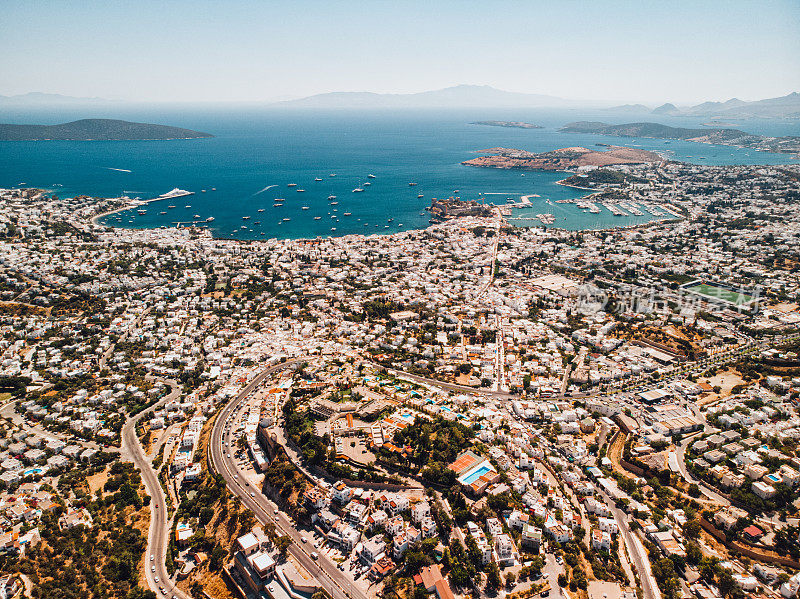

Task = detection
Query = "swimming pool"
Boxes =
[460,464,493,485]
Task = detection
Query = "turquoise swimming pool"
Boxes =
[460,464,493,485]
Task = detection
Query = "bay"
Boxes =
[0,107,797,239]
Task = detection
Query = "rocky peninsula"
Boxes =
[559,121,800,156]
[462,145,662,171]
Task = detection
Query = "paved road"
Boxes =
[474,207,502,302]
[209,360,369,599]
[598,489,660,599]
[121,379,189,599]
[542,553,564,598]
[382,366,516,399]
[675,434,730,505]
[0,397,107,450]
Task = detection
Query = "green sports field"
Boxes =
[684,283,753,305]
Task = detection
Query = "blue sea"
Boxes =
[1,106,798,240]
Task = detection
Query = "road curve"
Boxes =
[209,360,368,599]
[121,379,190,599]
[600,488,660,599]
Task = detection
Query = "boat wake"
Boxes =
[106,167,132,173]
[254,184,278,195]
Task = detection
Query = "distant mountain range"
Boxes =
[0,119,213,141]
[0,92,110,105]
[606,92,800,119]
[559,121,800,156]
[2,87,798,118]
[270,85,574,109]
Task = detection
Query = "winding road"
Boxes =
[597,487,661,599]
[209,360,369,599]
[121,378,190,599]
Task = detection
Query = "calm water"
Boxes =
[1,106,797,239]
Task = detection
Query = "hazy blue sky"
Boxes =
[2,0,799,104]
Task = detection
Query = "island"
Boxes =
[461,145,662,171]
[559,121,800,156]
[471,120,543,129]
[0,118,213,141]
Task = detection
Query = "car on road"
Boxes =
[151,566,156,572]
[311,552,319,560]
[154,576,159,583]
[301,536,307,543]
[150,554,154,561]
[250,492,255,497]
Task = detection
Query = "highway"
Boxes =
[203,332,797,599]
[121,379,190,599]
[209,360,368,599]
[598,488,661,599]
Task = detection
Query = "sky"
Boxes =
[1,0,799,105]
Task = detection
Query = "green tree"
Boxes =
[276,536,292,560]
[486,563,501,592]
[683,520,701,540]
[505,572,516,588]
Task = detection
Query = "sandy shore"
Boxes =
[90,202,139,226]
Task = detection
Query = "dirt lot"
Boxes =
[86,466,110,495]
[339,435,376,466]
[697,369,745,406]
